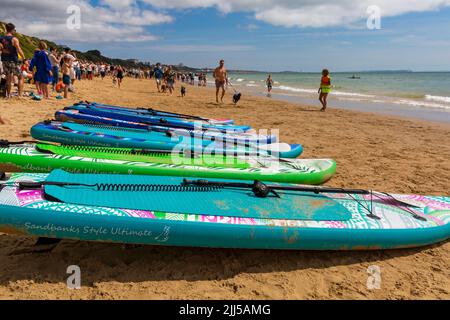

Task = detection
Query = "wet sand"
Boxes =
[0,77,448,299]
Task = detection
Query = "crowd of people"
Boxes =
[151,62,208,96]
[1,23,213,102]
[1,22,332,110]
[0,24,161,99]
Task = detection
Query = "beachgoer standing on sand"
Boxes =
[154,63,163,92]
[116,66,124,88]
[266,75,274,94]
[74,60,81,81]
[49,47,60,92]
[0,23,25,98]
[61,56,71,99]
[87,64,92,80]
[63,48,76,91]
[318,69,331,112]
[164,65,176,96]
[29,41,53,99]
[213,59,228,103]
[100,64,106,80]
[30,49,41,94]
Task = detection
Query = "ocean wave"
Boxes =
[332,91,375,98]
[236,78,245,82]
[425,95,450,104]
[275,85,317,94]
[275,85,375,99]
[393,99,450,110]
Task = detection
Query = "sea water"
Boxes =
[223,71,450,123]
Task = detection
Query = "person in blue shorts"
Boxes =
[153,63,164,92]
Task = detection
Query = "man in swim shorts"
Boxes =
[0,23,25,98]
[213,59,228,103]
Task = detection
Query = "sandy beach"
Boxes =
[0,78,448,300]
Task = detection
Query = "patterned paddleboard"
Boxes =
[0,172,448,250]
[0,144,336,185]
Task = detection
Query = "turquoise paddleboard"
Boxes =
[0,170,448,250]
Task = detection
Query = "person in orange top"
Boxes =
[318,69,332,112]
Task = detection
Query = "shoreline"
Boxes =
[0,77,448,299]
[226,71,450,121]
[233,84,450,125]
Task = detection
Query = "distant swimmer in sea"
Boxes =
[318,69,331,112]
[266,74,274,96]
[213,59,228,103]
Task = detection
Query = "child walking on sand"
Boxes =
[318,69,331,112]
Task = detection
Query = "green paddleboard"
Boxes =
[0,144,336,185]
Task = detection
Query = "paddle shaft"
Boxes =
[183,179,371,195]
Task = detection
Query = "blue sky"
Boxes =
[3,0,450,71]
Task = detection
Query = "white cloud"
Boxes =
[0,0,172,42]
[2,0,450,44]
[143,0,450,27]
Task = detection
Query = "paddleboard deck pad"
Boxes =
[0,171,448,250]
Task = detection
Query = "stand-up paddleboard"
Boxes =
[55,109,276,145]
[0,170,448,250]
[66,104,251,132]
[0,143,334,184]
[74,101,234,125]
[30,121,303,158]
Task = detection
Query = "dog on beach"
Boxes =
[181,86,186,98]
[233,92,242,105]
